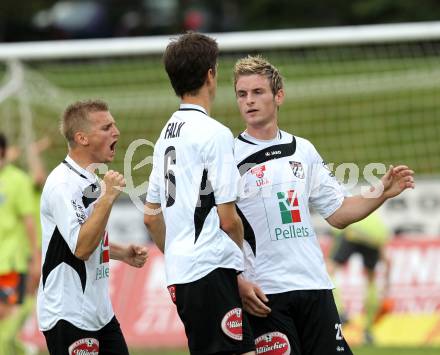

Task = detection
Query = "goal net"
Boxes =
[1,21,439,190]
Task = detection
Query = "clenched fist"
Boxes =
[102,170,126,201]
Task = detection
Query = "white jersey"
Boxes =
[235,130,346,294]
[146,104,243,286]
[37,156,113,331]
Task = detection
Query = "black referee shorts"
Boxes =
[247,289,353,355]
[332,236,380,271]
[170,268,255,355]
[43,316,128,355]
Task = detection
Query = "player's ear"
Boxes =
[74,131,89,146]
[275,88,285,107]
[206,68,216,83]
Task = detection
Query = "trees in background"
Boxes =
[1,0,440,42]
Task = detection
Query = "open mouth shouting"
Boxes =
[110,140,117,155]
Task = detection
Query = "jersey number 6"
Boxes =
[164,146,177,207]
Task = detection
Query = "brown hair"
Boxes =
[60,99,109,146]
[233,55,284,95]
[163,32,219,97]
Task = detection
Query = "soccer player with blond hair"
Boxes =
[233,55,414,355]
[38,99,148,355]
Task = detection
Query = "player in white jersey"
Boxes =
[232,56,415,355]
[38,100,148,355]
[144,33,255,355]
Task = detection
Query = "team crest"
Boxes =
[221,308,243,340]
[289,161,304,179]
[68,337,99,355]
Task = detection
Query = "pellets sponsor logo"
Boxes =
[96,231,110,280]
[68,338,99,355]
[100,231,110,264]
[255,332,290,355]
[273,190,310,240]
[277,190,301,224]
[221,308,243,340]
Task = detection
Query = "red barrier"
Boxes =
[328,237,440,315]
[21,238,440,349]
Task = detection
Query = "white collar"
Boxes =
[64,155,97,182]
[179,103,208,115]
[242,129,282,144]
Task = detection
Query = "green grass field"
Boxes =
[38,346,440,355]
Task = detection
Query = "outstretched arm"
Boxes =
[110,243,148,268]
[327,165,414,229]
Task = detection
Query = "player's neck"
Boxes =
[67,150,97,173]
[181,90,212,115]
[246,123,279,141]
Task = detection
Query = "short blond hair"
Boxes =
[233,55,284,95]
[60,99,109,146]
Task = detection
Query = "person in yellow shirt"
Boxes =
[329,211,390,344]
[0,132,41,355]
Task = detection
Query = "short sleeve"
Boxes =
[308,144,347,219]
[46,184,84,253]
[146,146,161,204]
[204,128,240,205]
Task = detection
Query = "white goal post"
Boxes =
[1,21,440,59]
[0,21,439,182]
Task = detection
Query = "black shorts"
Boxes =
[332,237,380,271]
[247,289,353,355]
[43,316,128,355]
[169,268,255,355]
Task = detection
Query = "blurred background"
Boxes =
[0,1,439,354]
[1,0,440,42]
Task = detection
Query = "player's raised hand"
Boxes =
[237,276,271,317]
[102,170,126,201]
[381,165,415,199]
[123,244,149,268]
